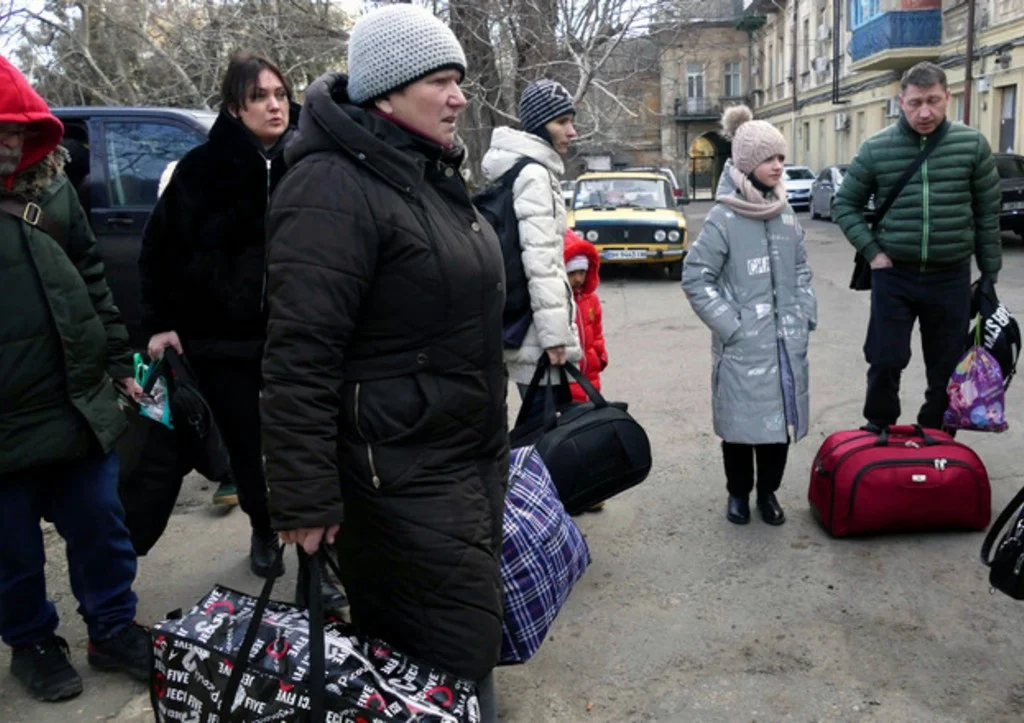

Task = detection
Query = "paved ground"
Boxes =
[3,203,1024,722]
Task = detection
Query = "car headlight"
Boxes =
[586,230,599,242]
[668,230,681,242]
[654,229,667,242]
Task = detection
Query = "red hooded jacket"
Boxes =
[0,55,63,187]
[564,229,607,402]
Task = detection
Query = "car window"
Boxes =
[104,121,205,208]
[995,156,1024,179]
[784,167,815,180]
[816,170,830,182]
[574,178,672,209]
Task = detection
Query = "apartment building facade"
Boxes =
[658,19,755,196]
[744,0,1024,172]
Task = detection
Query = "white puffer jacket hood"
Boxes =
[482,127,581,385]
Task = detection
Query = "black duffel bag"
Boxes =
[509,357,652,514]
[981,484,1024,600]
[117,348,232,555]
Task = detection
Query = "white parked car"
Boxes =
[783,165,815,211]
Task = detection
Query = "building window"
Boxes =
[850,0,881,29]
[687,63,706,113]
[802,19,810,75]
[777,31,785,84]
[953,94,965,122]
[768,44,774,99]
[856,110,867,147]
[818,118,826,170]
[725,62,742,97]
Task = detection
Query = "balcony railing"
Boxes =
[674,95,752,120]
[849,9,942,71]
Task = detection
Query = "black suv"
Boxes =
[995,153,1024,240]
[52,107,215,346]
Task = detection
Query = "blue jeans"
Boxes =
[0,452,139,647]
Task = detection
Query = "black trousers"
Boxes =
[863,265,972,429]
[190,357,272,535]
[721,442,789,498]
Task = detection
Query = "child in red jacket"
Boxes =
[564,230,607,403]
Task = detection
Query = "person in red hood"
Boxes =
[564,229,608,403]
[0,55,150,703]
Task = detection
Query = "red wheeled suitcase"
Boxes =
[808,425,991,537]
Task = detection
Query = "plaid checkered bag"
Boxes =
[500,446,591,664]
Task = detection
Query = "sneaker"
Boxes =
[250,530,284,578]
[88,622,152,682]
[10,636,83,702]
[212,481,239,506]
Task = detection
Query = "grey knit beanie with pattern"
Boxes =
[347,5,467,105]
[519,79,576,134]
[721,105,787,175]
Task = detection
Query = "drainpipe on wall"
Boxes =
[791,0,799,156]
[964,0,976,126]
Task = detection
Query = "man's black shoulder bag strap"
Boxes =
[0,197,69,251]
[850,121,950,291]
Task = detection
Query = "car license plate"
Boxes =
[1003,200,1024,211]
[603,249,647,261]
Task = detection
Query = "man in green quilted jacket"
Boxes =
[0,55,151,702]
[835,62,1001,431]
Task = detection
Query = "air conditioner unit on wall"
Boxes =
[886,98,901,118]
[817,24,832,41]
[834,112,849,132]
[812,56,829,73]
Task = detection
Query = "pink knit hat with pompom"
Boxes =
[721,105,787,175]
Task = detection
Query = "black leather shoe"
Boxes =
[862,422,885,435]
[757,493,786,526]
[296,555,350,618]
[726,495,750,525]
[250,530,284,578]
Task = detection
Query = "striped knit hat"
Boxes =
[518,79,576,134]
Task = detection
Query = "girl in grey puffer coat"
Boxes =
[682,106,817,527]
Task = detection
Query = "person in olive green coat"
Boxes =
[834,61,1001,431]
[0,55,150,703]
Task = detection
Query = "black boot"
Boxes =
[10,636,83,702]
[87,623,152,682]
[727,495,750,524]
[756,493,786,526]
[296,553,350,618]
[250,530,284,578]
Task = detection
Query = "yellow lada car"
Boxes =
[567,170,689,279]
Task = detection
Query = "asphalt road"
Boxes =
[3,203,1024,722]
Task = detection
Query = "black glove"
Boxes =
[980,273,998,289]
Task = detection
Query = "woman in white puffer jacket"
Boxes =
[482,79,582,420]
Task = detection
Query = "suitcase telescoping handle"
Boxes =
[219,545,341,722]
[865,424,941,448]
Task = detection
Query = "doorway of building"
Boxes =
[1000,85,1017,153]
[688,132,730,200]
